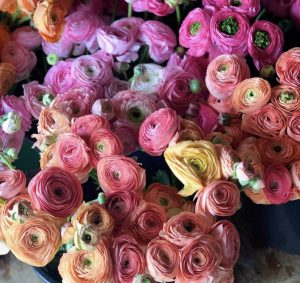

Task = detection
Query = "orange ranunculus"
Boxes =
[33,0,74,43]
[17,0,39,15]
[231,77,271,114]
[0,0,17,13]
[0,24,11,51]
[40,143,57,169]
[243,188,270,204]
[0,62,16,96]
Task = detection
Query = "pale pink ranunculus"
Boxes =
[139,20,177,64]
[223,0,260,18]
[195,180,240,217]
[113,235,146,283]
[261,0,293,18]
[263,164,294,204]
[160,212,211,247]
[1,41,37,82]
[146,238,179,282]
[11,27,42,50]
[206,54,250,99]
[248,20,284,71]
[104,78,129,99]
[210,220,240,269]
[130,201,167,245]
[42,37,73,59]
[92,99,116,121]
[290,0,300,30]
[179,8,211,57]
[111,17,144,39]
[96,26,141,63]
[44,61,75,94]
[210,9,250,57]
[138,108,179,156]
[23,81,55,119]
[0,170,26,200]
[198,103,219,135]
[290,161,300,190]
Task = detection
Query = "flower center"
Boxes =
[128,107,145,123]
[160,198,169,207]
[190,22,202,36]
[183,220,195,232]
[31,234,38,243]
[219,16,239,35]
[84,258,92,267]
[97,143,104,152]
[254,30,271,49]
[230,0,241,6]
[279,91,294,103]
[273,145,282,153]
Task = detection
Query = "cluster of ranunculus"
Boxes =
[179,2,284,70]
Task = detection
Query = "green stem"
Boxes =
[138,45,149,64]
[122,70,128,81]
[128,3,132,18]
[255,8,267,21]
[111,0,119,23]
[176,5,181,26]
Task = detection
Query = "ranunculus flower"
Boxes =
[91,99,115,121]
[248,20,284,71]
[44,61,75,94]
[2,111,21,133]
[0,170,26,200]
[202,0,226,7]
[243,188,270,205]
[206,54,250,99]
[1,41,37,82]
[40,143,57,169]
[164,141,221,197]
[290,161,300,190]
[104,78,129,99]
[146,237,179,282]
[112,17,144,38]
[0,0,16,13]
[71,114,110,142]
[271,85,300,116]
[195,180,240,217]
[276,48,300,88]
[42,37,73,59]
[287,112,300,142]
[6,213,61,267]
[28,167,83,218]
[179,8,211,57]
[210,220,240,269]
[208,94,237,115]
[11,27,42,50]
[241,103,287,138]
[290,0,300,30]
[88,128,123,168]
[144,183,184,211]
[33,0,73,42]
[159,67,200,115]
[0,62,16,96]
[177,234,221,282]
[17,0,38,15]
[58,240,112,283]
[97,155,146,195]
[173,118,205,143]
[106,190,141,231]
[231,77,271,114]
[257,137,300,167]
[206,132,233,147]
[210,9,250,57]
[113,235,146,283]
[139,108,178,156]
[236,136,261,164]
[139,20,177,64]
[111,90,157,128]
[71,55,113,86]
[23,81,55,119]
[261,0,293,18]
[223,0,260,18]
[0,23,11,52]
[132,0,174,16]
[56,133,92,183]
[160,211,211,247]
[130,202,167,245]
[263,164,294,204]
[198,103,219,135]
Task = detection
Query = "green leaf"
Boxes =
[152,170,171,186]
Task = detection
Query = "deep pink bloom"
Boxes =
[132,0,174,16]
[198,103,219,134]
[223,0,261,18]
[11,27,42,50]
[290,0,300,30]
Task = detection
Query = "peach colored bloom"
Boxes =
[287,112,300,142]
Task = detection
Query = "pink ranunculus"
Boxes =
[202,0,226,8]
[147,0,175,16]
[159,67,200,115]
[223,0,261,18]
[76,0,103,15]
[0,170,26,199]
[23,81,55,119]
[113,119,139,155]
[92,50,115,68]
[71,114,110,142]
[139,20,177,64]
[198,103,219,135]
[44,61,75,94]
[177,234,221,283]
[71,55,113,86]
[1,41,37,82]
[206,54,250,99]
[263,164,294,204]
[106,190,141,231]
[112,235,146,283]
[290,161,300,190]
[179,8,211,57]
[28,167,83,218]
[130,201,167,245]
[146,238,179,282]
[104,78,129,99]
[91,99,116,121]
[248,21,284,71]
[261,0,294,18]
[42,37,73,59]
[210,9,250,57]
[97,155,146,195]
[208,94,237,115]
[210,220,240,269]
[195,180,240,217]
[160,212,211,247]
[138,108,179,156]
[290,0,300,30]
[11,26,42,50]
[96,26,141,63]
[287,112,300,142]
[111,17,144,39]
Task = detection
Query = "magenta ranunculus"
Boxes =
[202,0,226,8]
[23,81,55,119]
[139,20,177,64]
[263,164,294,204]
[210,9,250,57]
[248,20,284,71]
[1,41,37,82]
[290,0,300,30]
[198,103,219,135]
[111,17,144,39]
[11,27,42,50]
[139,108,179,156]
[132,0,174,16]
[179,8,211,57]
[42,37,73,59]
[223,0,261,18]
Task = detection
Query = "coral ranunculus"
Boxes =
[287,112,300,142]
[0,170,26,200]
[0,62,15,96]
